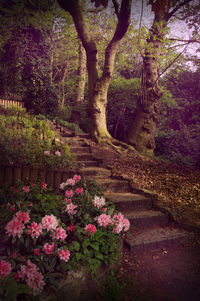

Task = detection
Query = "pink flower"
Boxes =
[41,215,58,232]
[57,249,70,262]
[0,260,12,277]
[23,186,30,193]
[34,249,41,256]
[5,217,25,238]
[112,213,130,233]
[64,198,72,203]
[84,224,97,234]
[28,203,33,207]
[53,227,67,241]
[43,242,54,255]
[65,203,78,215]
[76,187,83,195]
[17,260,45,295]
[96,214,112,228]
[73,174,81,183]
[66,178,75,186]
[16,211,30,224]
[10,186,14,191]
[101,208,107,213]
[67,224,76,232]
[44,150,50,156]
[60,182,67,190]
[10,205,15,212]
[92,196,106,209]
[65,190,74,198]
[28,222,43,239]
[55,151,61,156]
[13,252,17,259]
[41,182,47,189]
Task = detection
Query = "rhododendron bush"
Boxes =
[0,176,130,300]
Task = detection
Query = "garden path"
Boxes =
[48,121,200,301]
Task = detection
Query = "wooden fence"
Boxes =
[0,165,73,188]
[0,99,24,108]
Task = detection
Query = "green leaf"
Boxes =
[90,243,99,251]
[94,251,104,260]
[73,241,80,251]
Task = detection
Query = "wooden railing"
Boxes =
[0,165,73,188]
[0,99,24,108]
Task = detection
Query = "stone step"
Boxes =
[61,132,75,138]
[97,179,131,193]
[70,146,91,153]
[77,161,99,168]
[79,167,111,179]
[123,209,169,229]
[76,153,95,161]
[76,133,91,139]
[124,226,192,252]
[62,138,87,147]
[104,192,152,210]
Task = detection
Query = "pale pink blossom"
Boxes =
[5,217,25,238]
[55,151,61,156]
[76,187,83,194]
[66,178,76,186]
[96,214,112,228]
[15,211,30,224]
[65,190,74,198]
[65,203,78,215]
[23,186,30,193]
[92,196,106,209]
[73,174,81,183]
[57,249,70,262]
[28,222,43,239]
[17,260,45,295]
[44,150,50,156]
[53,227,67,241]
[41,215,58,232]
[84,224,97,234]
[0,260,12,277]
[60,182,67,190]
[43,242,54,255]
[41,182,47,189]
[112,212,130,233]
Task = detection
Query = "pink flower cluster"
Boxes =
[57,249,70,262]
[59,175,81,190]
[65,203,78,215]
[92,196,106,209]
[84,224,97,234]
[17,260,45,295]
[96,214,112,228]
[41,182,47,189]
[5,210,30,238]
[43,242,54,255]
[0,260,12,277]
[112,213,130,234]
[41,215,58,232]
[76,187,83,195]
[28,222,43,239]
[53,227,67,241]
[65,190,74,198]
[23,186,30,193]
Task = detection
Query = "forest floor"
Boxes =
[91,143,200,301]
[92,143,200,230]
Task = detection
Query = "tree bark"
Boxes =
[57,0,132,141]
[70,39,86,124]
[127,0,193,156]
[127,0,170,155]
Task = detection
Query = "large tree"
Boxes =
[57,0,132,142]
[127,0,196,156]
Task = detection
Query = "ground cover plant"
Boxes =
[0,176,130,300]
[0,106,75,170]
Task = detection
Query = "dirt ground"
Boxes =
[121,235,200,301]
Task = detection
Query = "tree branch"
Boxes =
[112,0,120,18]
[166,0,193,21]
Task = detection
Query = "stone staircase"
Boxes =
[48,121,193,252]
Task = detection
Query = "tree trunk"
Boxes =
[58,0,132,142]
[127,1,169,156]
[70,39,86,125]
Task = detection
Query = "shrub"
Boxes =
[0,177,130,299]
